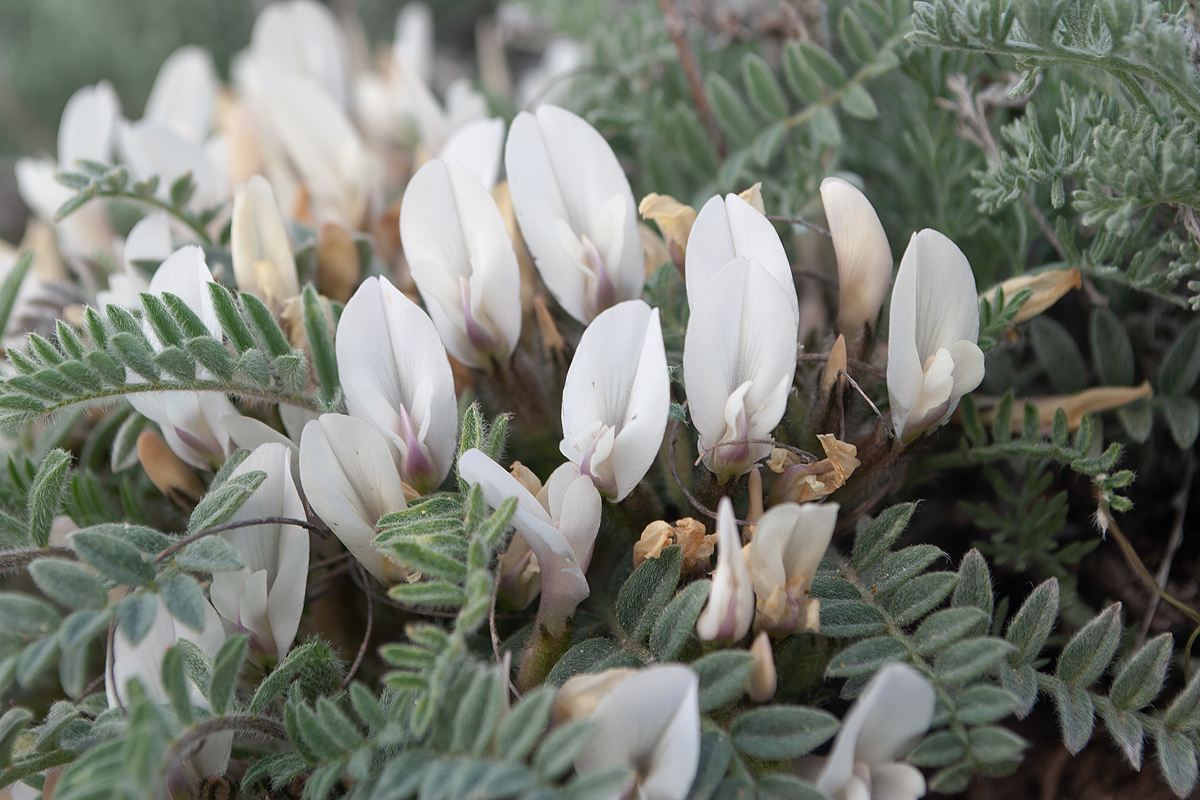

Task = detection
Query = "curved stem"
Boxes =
[155,517,326,564]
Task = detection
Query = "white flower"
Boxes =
[209,443,308,662]
[144,46,218,145]
[559,300,669,501]
[15,82,120,260]
[505,104,643,323]
[231,174,300,305]
[392,2,433,84]
[696,497,754,642]
[683,257,798,481]
[97,212,172,311]
[439,117,507,190]
[685,193,798,322]
[568,664,701,800]
[458,449,599,635]
[811,663,935,800]
[250,0,349,109]
[106,596,231,788]
[820,177,892,336]
[400,158,521,368]
[886,229,985,445]
[126,246,239,469]
[118,118,225,209]
[299,413,411,584]
[337,276,458,493]
[262,74,375,227]
[747,502,838,636]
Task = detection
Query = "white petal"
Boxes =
[15,158,73,222]
[871,763,927,800]
[505,105,642,323]
[59,82,121,168]
[696,498,753,642]
[299,414,408,583]
[560,300,669,501]
[123,212,173,274]
[337,277,457,491]
[252,0,349,108]
[439,117,506,190]
[749,502,837,606]
[683,258,798,477]
[392,2,434,84]
[685,194,797,321]
[401,159,521,367]
[119,119,220,208]
[552,469,602,571]
[816,663,935,796]
[129,392,236,469]
[575,664,701,800]
[231,175,300,300]
[886,236,924,441]
[148,246,221,339]
[905,229,980,360]
[146,47,218,145]
[820,177,892,333]
[458,449,588,635]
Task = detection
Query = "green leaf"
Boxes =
[934,638,1014,684]
[819,600,887,638]
[616,545,683,641]
[387,580,465,608]
[851,503,915,571]
[838,84,879,119]
[825,636,907,677]
[1158,320,1200,396]
[1048,679,1095,754]
[1029,317,1087,394]
[693,651,755,712]
[240,293,291,358]
[730,705,839,760]
[1098,704,1145,769]
[160,573,208,632]
[913,607,990,656]
[27,449,71,549]
[533,719,595,781]
[186,336,235,381]
[161,647,193,727]
[951,549,994,623]
[118,592,159,644]
[495,686,555,762]
[1109,633,1171,710]
[797,41,847,87]
[1004,577,1059,665]
[545,639,622,687]
[0,707,32,769]
[209,634,248,715]
[1164,667,1200,731]
[868,545,944,594]
[303,286,340,409]
[0,253,33,341]
[742,54,789,120]
[705,73,757,146]
[757,775,828,800]
[168,173,195,207]
[382,539,466,581]
[909,730,966,767]
[1155,729,1199,797]
[187,471,267,533]
[209,283,255,353]
[686,731,733,800]
[1089,307,1134,386]
[838,8,876,62]
[1160,396,1200,449]
[28,558,107,611]
[17,636,59,686]
[967,725,1026,764]
[138,293,184,348]
[955,685,1019,725]
[1056,602,1122,687]
[880,571,958,625]
[650,580,710,661]
[175,537,245,572]
[783,41,822,103]
[69,530,155,586]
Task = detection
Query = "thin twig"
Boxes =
[309,551,354,572]
[339,562,374,692]
[693,438,817,467]
[666,418,754,526]
[168,715,288,767]
[840,371,889,430]
[768,215,831,237]
[0,545,78,573]
[154,516,325,564]
[106,619,123,713]
[658,0,725,157]
[791,267,839,287]
[1137,457,1196,646]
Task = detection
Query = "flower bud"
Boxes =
[821,177,892,337]
[746,631,777,703]
[638,193,696,268]
[231,175,299,307]
[980,267,1081,323]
